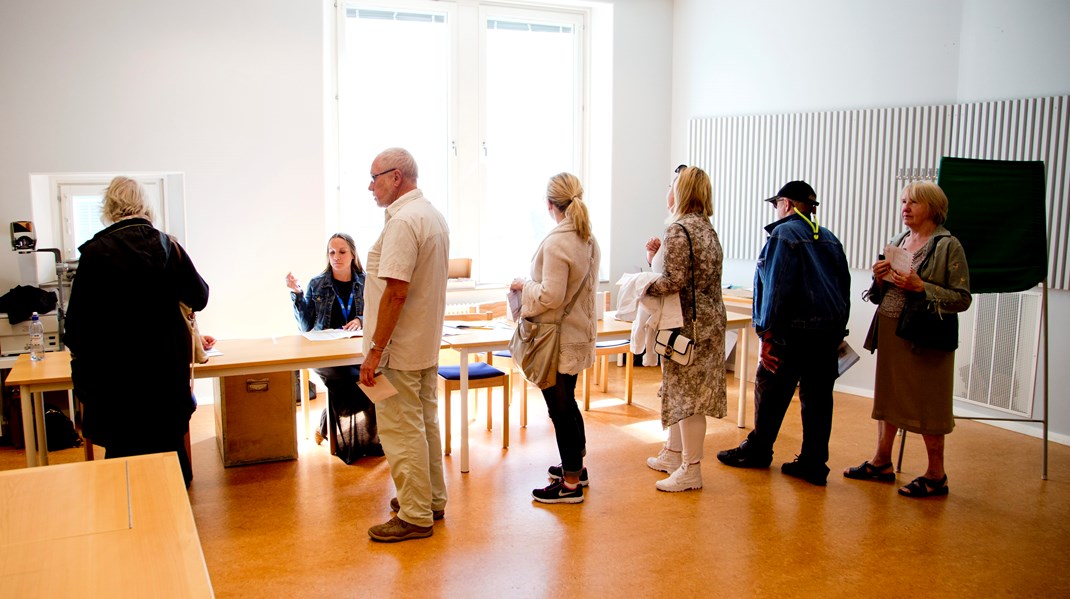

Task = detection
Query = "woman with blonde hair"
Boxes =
[65,176,209,487]
[846,181,971,497]
[510,172,601,504]
[643,166,727,492]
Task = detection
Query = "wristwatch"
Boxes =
[369,339,389,353]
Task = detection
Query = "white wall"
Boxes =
[0,0,330,340]
[671,0,1070,442]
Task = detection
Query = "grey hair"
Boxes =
[376,147,419,181]
[102,176,153,224]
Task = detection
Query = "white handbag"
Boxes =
[654,328,694,366]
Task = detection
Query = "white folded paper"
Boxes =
[359,373,398,404]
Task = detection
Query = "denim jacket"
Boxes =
[753,213,851,344]
[291,270,365,332]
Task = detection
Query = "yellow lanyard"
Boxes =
[793,208,819,240]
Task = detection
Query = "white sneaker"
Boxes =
[655,462,703,492]
[646,447,683,473]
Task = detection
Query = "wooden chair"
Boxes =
[582,291,634,410]
[439,309,511,453]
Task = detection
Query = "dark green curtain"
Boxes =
[938,157,1048,294]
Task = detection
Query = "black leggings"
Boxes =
[540,372,586,475]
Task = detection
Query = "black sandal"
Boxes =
[843,460,896,482]
[898,475,949,498]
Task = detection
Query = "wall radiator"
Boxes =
[955,291,1042,416]
[689,96,1062,416]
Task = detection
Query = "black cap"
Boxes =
[764,181,818,206]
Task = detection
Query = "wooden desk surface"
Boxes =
[4,335,365,388]
[0,453,213,597]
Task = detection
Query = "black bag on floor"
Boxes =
[45,408,83,451]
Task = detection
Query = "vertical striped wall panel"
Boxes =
[690,95,1069,290]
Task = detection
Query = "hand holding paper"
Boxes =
[359,373,398,404]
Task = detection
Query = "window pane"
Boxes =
[480,16,581,283]
[72,194,104,250]
[339,5,450,258]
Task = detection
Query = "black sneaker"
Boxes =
[532,479,584,504]
[547,464,590,487]
[781,456,830,486]
[716,441,773,468]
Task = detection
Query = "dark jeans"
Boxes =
[540,372,586,475]
[745,336,840,465]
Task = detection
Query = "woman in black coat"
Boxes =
[64,176,209,486]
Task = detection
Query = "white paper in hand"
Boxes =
[359,373,398,404]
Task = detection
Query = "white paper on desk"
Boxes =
[301,329,362,341]
[837,340,860,377]
[882,245,912,279]
[204,348,224,357]
[360,373,398,404]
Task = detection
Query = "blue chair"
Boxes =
[439,361,510,454]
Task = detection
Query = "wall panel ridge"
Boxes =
[690,95,1070,290]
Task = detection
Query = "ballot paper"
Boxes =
[301,329,362,341]
[883,244,912,278]
[359,373,398,404]
[837,341,860,376]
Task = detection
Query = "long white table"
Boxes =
[4,335,364,467]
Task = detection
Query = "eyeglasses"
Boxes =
[370,168,397,182]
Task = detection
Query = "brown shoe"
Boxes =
[390,497,444,521]
[368,515,432,543]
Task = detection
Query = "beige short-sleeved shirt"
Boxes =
[363,189,450,371]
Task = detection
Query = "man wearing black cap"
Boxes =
[717,181,850,485]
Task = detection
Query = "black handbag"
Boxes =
[653,223,696,366]
[895,295,958,351]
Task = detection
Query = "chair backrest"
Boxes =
[477,300,508,319]
[446,311,494,322]
[448,258,472,279]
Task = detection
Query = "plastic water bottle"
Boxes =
[29,311,45,361]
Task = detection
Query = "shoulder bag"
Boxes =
[653,223,696,366]
[894,237,959,352]
[508,243,594,390]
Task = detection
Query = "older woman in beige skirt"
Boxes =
[845,182,971,498]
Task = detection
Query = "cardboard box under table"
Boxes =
[215,371,297,467]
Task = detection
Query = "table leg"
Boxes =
[459,348,470,473]
[33,389,48,466]
[737,328,750,429]
[300,369,310,440]
[20,385,37,467]
[625,352,634,405]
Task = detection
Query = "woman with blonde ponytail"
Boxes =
[510,172,601,504]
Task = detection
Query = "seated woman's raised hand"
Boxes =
[285,272,302,293]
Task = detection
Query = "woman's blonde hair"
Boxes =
[903,181,949,226]
[671,166,713,221]
[102,176,153,224]
[547,172,592,241]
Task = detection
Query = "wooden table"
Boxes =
[0,453,213,597]
[4,335,364,468]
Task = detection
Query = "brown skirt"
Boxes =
[872,314,955,435]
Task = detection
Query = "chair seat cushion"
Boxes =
[438,362,506,380]
[492,350,512,358]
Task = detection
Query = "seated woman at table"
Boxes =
[286,233,382,462]
[64,176,209,487]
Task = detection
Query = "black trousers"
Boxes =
[105,435,192,487]
[745,336,840,465]
[540,372,586,474]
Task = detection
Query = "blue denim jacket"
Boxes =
[753,213,851,343]
[291,270,365,332]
